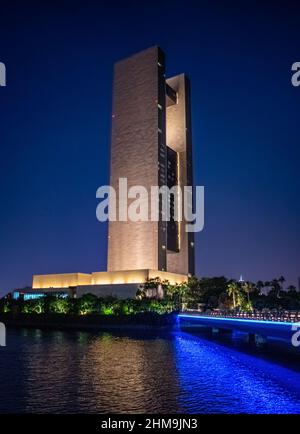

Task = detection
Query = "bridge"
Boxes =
[178,311,300,345]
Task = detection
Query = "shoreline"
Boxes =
[0,312,177,331]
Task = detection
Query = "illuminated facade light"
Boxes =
[31,47,193,297]
[107,46,195,275]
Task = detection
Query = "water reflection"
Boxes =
[78,332,180,413]
[174,332,300,413]
[1,328,300,413]
[20,330,181,413]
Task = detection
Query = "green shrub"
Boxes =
[21,299,44,314]
[48,297,70,314]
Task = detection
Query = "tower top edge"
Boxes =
[114,45,164,66]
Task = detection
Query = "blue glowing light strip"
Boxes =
[178,314,296,327]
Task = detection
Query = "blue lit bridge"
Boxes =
[178,311,300,345]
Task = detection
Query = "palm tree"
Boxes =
[242,282,254,311]
[287,285,297,295]
[177,282,191,304]
[256,280,264,295]
[243,282,252,304]
[278,275,285,289]
[227,282,240,308]
[271,278,281,298]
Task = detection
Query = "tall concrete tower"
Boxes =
[107,46,194,276]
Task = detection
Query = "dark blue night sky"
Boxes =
[0,0,299,295]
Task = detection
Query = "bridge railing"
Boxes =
[184,309,300,323]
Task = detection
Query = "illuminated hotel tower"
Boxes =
[107,46,194,276]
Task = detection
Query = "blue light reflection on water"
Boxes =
[173,332,300,413]
[1,328,300,413]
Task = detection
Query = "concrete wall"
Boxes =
[32,273,92,289]
[32,269,187,292]
[166,74,194,275]
[107,46,161,271]
[92,270,148,285]
[148,269,187,284]
[76,284,139,299]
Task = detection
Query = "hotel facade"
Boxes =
[108,46,194,276]
[16,46,195,299]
